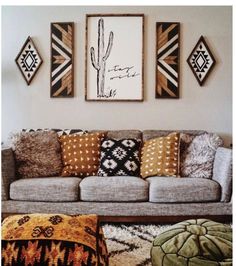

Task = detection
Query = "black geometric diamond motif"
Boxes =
[21,50,37,71]
[98,138,141,177]
[192,51,209,73]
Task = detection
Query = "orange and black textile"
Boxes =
[2,213,108,266]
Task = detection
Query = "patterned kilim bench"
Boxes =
[2,213,108,266]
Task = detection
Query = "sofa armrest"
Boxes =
[1,147,16,200]
[212,147,232,202]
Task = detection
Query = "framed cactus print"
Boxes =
[85,14,144,101]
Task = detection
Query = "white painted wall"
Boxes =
[2,6,232,146]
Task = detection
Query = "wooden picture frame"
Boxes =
[50,22,74,98]
[15,36,43,85]
[85,14,144,101]
[156,22,180,99]
[187,36,216,86]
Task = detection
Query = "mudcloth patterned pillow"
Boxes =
[59,132,106,177]
[141,132,180,178]
[98,138,141,176]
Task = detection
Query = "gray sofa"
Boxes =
[1,130,232,222]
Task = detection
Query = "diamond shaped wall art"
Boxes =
[15,36,43,85]
[187,36,216,86]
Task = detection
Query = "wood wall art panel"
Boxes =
[156,22,180,99]
[50,22,74,97]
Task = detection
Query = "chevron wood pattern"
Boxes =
[156,22,180,98]
[50,22,74,97]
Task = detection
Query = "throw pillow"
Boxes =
[140,132,180,178]
[11,131,62,178]
[180,132,223,178]
[97,138,141,176]
[59,132,106,177]
[22,128,86,136]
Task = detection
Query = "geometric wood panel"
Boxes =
[187,36,216,86]
[50,22,74,97]
[156,22,180,98]
[15,36,43,85]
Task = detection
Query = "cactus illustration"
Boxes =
[90,18,114,97]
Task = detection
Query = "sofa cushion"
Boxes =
[80,176,148,202]
[11,131,62,178]
[10,177,81,202]
[98,138,141,176]
[143,130,206,142]
[141,132,180,178]
[180,133,223,178]
[107,130,142,140]
[59,132,106,177]
[89,130,142,140]
[147,177,221,203]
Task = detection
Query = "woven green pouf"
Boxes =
[151,219,232,266]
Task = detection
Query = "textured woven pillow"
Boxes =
[11,131,62,178]
[22,128,86,136]
[180,132,223,178]
[141,132,180,178]
[59,132,106,177]
[98,138,141,176]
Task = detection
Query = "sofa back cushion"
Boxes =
[143,130,206,142]
[89,130,142,140]
[11,131,62,178]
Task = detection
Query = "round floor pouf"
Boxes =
[151,219,232,266]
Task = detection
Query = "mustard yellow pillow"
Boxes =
[59,132,106,177]
[141,132,180,178]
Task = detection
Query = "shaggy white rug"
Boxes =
[102,224,172,266]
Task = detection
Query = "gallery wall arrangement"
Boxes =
[14,14,217,99]
[15,36,43,85]
[156,22,180,99]
[50,22,74,97]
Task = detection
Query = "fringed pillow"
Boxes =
[11,131,62,178]
[180,133,223,178]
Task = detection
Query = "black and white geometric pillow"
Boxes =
[22,128,86,136]
[98,138,141,177]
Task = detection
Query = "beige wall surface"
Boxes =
[1,6,232,146]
